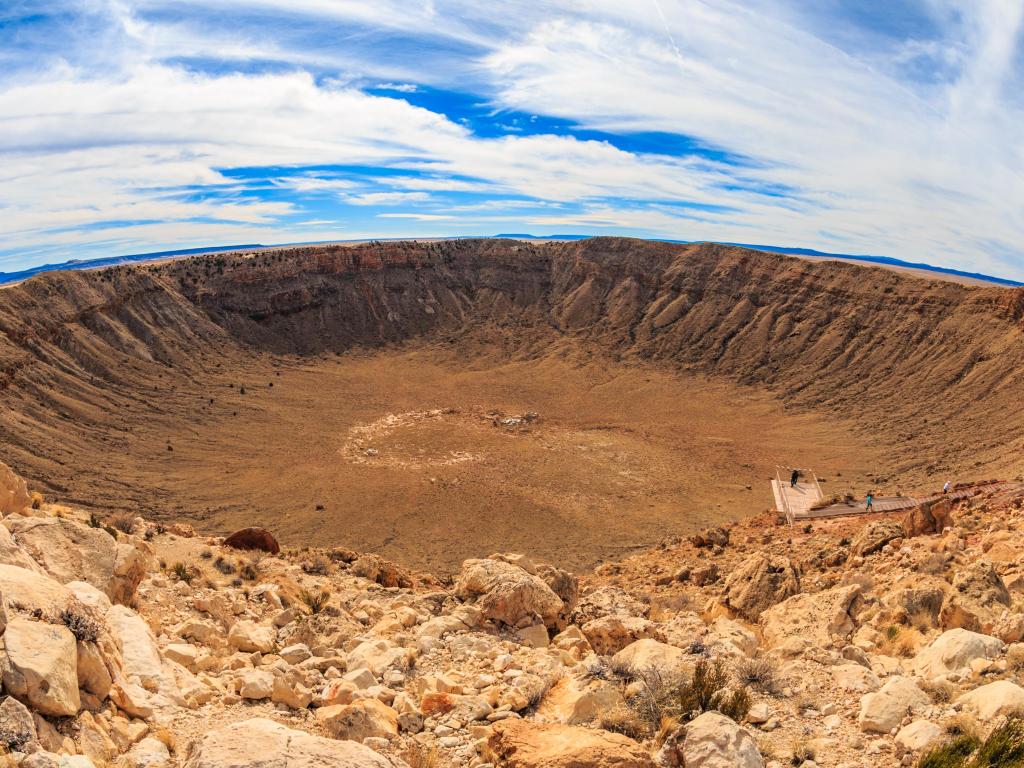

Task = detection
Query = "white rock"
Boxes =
[895,720,943,751]
[957,680,1024,722]
[858,677,930,733]
[228,621,276,654]
[0,617,80,716]
[107,605,163,689]
[682,711,764,768]
[913,628,1003,679]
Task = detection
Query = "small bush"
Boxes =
[240,562,259,581]
[598,706,651,741]
[676,658,751,723]
[108,513,136,535]
[735,656,780,695]
[920,679,957,704]
[213,556,236,575]
[88,512,103,528]
[299,589,331,614]
[59,603,102,643]
[29,491,43,510]
[200,548,213,560]
[790,740,816,766]
[172,562,195,584]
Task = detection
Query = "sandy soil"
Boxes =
[109,346,883,574]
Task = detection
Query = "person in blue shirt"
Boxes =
[866,491,874,512]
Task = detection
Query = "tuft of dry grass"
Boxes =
[598,706,651,740]
[299,588,331,614]
[401,744,440,768]
[735,656,781,695]
[108,512,137,535]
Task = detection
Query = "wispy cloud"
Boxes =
[0,0,1021,278]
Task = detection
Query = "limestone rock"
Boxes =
[858,676,929,733]
[832,663,880,692]
[0,525,43,571]
[107,605,163,689]
[895,720,943,752]
[0,461,31,516]
[456,558,565,630]
[238,669,275,700]
[536,563,579,623]
[0,563,72,615]
[761,584,861,650]
[228,620,276,653]
[536,675,624,725]
[570,586,647,625]
[485,719,655,768]
[940,560,1011,633]
[705,617,757,657]
[956,680,1024,722]
[77,640,114,699]
[351,553,411,588]
[680,711,764,768]
[723,553,800,621]
[0,694,37,751]
[346,638,413,676]
[0,616,81,716]
[315,698,399,741]
[126,737,173,768]
[183,717,407,768]
[904,498,954,537]
[611,639,691,679]
[851,519,905,557]
[6,516,146,604]
[912,628,1003,679]
[582,615,665,655]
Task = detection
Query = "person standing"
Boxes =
[791,468,799,488]
[943,481,951,494]
[866,491,874,512]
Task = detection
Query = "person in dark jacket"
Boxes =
[790,468,799,487]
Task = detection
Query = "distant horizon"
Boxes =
[3,234,1020,289]
[1,2,1022,281]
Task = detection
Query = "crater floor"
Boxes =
[117,345,882,573]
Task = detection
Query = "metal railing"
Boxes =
[775,466,795,526]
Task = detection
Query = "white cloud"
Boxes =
[0,0,1021,278]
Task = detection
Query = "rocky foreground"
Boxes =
[2,463,1024,768]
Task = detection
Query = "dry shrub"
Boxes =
[301,555,331,575]
[735,656,780,695]
[401,744,440,768]
[29,491,43,510]
[420,693,456,717]
[299,588,330,614]
[59,602,102,643]
[598,706,650,741]
[790,740,816,766]
[1007,645,1024,672]
[623,659,750,732]
[239,561,259,581]
[909,607,938,633]
[878,625,923,657]
[108,512,136,535]
[172,562,196,584]
[920,679,957,705]
[213,556,236,575]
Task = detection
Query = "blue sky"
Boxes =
[1,1,1022,278]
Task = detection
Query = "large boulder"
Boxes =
[0,461,31,516]
[858,676,930,733]
[940,560,1011,633]
[0,563,72,615]
[228,621,276,654]
[912,628,1003,679]
[851,519,905,557]
[0,616,81,716]
[582,615,665,655]
[0,525,43,571]
[183,717,407,768]
[456,558,566,630]
[679,711,764,768]
[222,527,280,555]
[896,720,944,752]
[6,516,147,604]
[106,605,163,689]
[760,584,862,650]
[956,680,1024,722]
[536,675,625,725]
[485,718,655,767]
[570,586,647,625]
[315,699,399,741]
[904,498,954,537]
[723,553,800,621]
[611,639,691,679]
